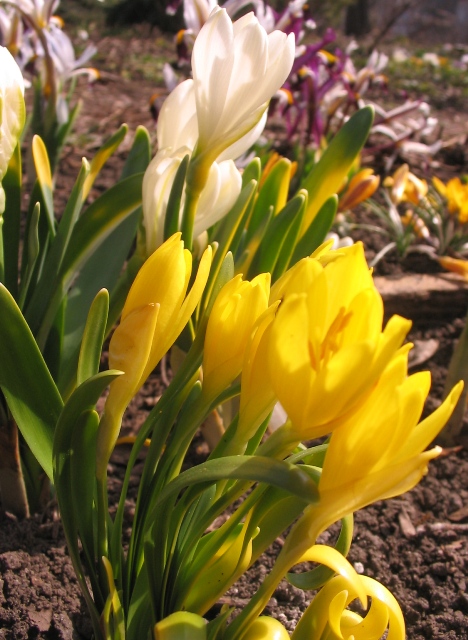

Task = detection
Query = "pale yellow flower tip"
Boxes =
[242,617,290,640]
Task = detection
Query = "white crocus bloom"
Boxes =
[191,7,295,163]
[13,0,59,29]
[0,46,25,214]
[142,148,241,255]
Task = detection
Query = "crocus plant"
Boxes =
[0,43,150,517]
[0,6,463,640]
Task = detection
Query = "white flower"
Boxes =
[13,0,59,29]
[142,148,241,255]
[191,7,294,162]
[184,0,218,34]
[0,46,25,213]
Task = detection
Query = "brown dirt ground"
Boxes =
[1,27,468,640]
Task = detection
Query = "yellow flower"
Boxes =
[438,255,468,280]
[338,168,380,212]
[384,164,427,205]
[242,616,290,640]
[96,233,212,479]
[237,304,279,443]
[433,176,468,224]
[267,242,411,438]
[202,273,270,401]
[318,349,463,515]
[291,550,405,640]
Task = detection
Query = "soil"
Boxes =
[1,22,468,640]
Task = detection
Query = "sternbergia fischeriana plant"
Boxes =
[0,6,463,640]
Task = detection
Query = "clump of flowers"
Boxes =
[0,6,463,640]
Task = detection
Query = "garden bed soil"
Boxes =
[1,27,468,640]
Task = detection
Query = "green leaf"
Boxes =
[2,143,22,297]
[121,126,151,180]
[57,172,143,394]
[300,106,374,233]
[292,194,338,264]
[272,190,307,281]
[246,158,292,243]
[151,456,319,515]
[82,125,128,201]
[241,157,261,187]
[234,205,273,276]
[164,154,189,242]
[247,193,306,279]
[77,288,110,386]
[18,203,40,308]
[25,157,90,341]
[0,284,63,480]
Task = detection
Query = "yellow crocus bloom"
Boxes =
[202,273,270,401]
[278,350,462,568]
[338,168,380,212]
[268,242,411,439]
[292,564,405,640]
[385,164,427,205]
[319,350,463,513]
[96,233,212,480]
[433,176,468,224]
[242,616,290,640]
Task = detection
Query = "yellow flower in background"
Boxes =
[338,168,380,212]
[202,273,270,401]
[438,255,468,280]
[96,234,212,479]
[433,176,468,224]
[384,164,427,206]
[268,242,411,439]
[0,46,25,214]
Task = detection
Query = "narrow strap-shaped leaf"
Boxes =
[150,456,319,516]
[0,284,63,480]
[300,106,373,233]
[58,173,144,282]
[82,124,128,201]
[246,158,292,243]
[272,190,307,281]
[164,154,189,242]
[241,157,261,187]
[2,143,22,297]
[121,125,151,180]
[77,288,110,386]
[247,193,306,279]
[234,205,273,276]
[292,194,338,264]
[51,101,82,175]
[18,203,40,308]
[25,157,90,337]
[32,135,55,235]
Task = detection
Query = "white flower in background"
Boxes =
[191,7,295,163]
[12,0,59,29]
[184,0,218,34]
[44,23,98,84]
[0,46,25,213]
